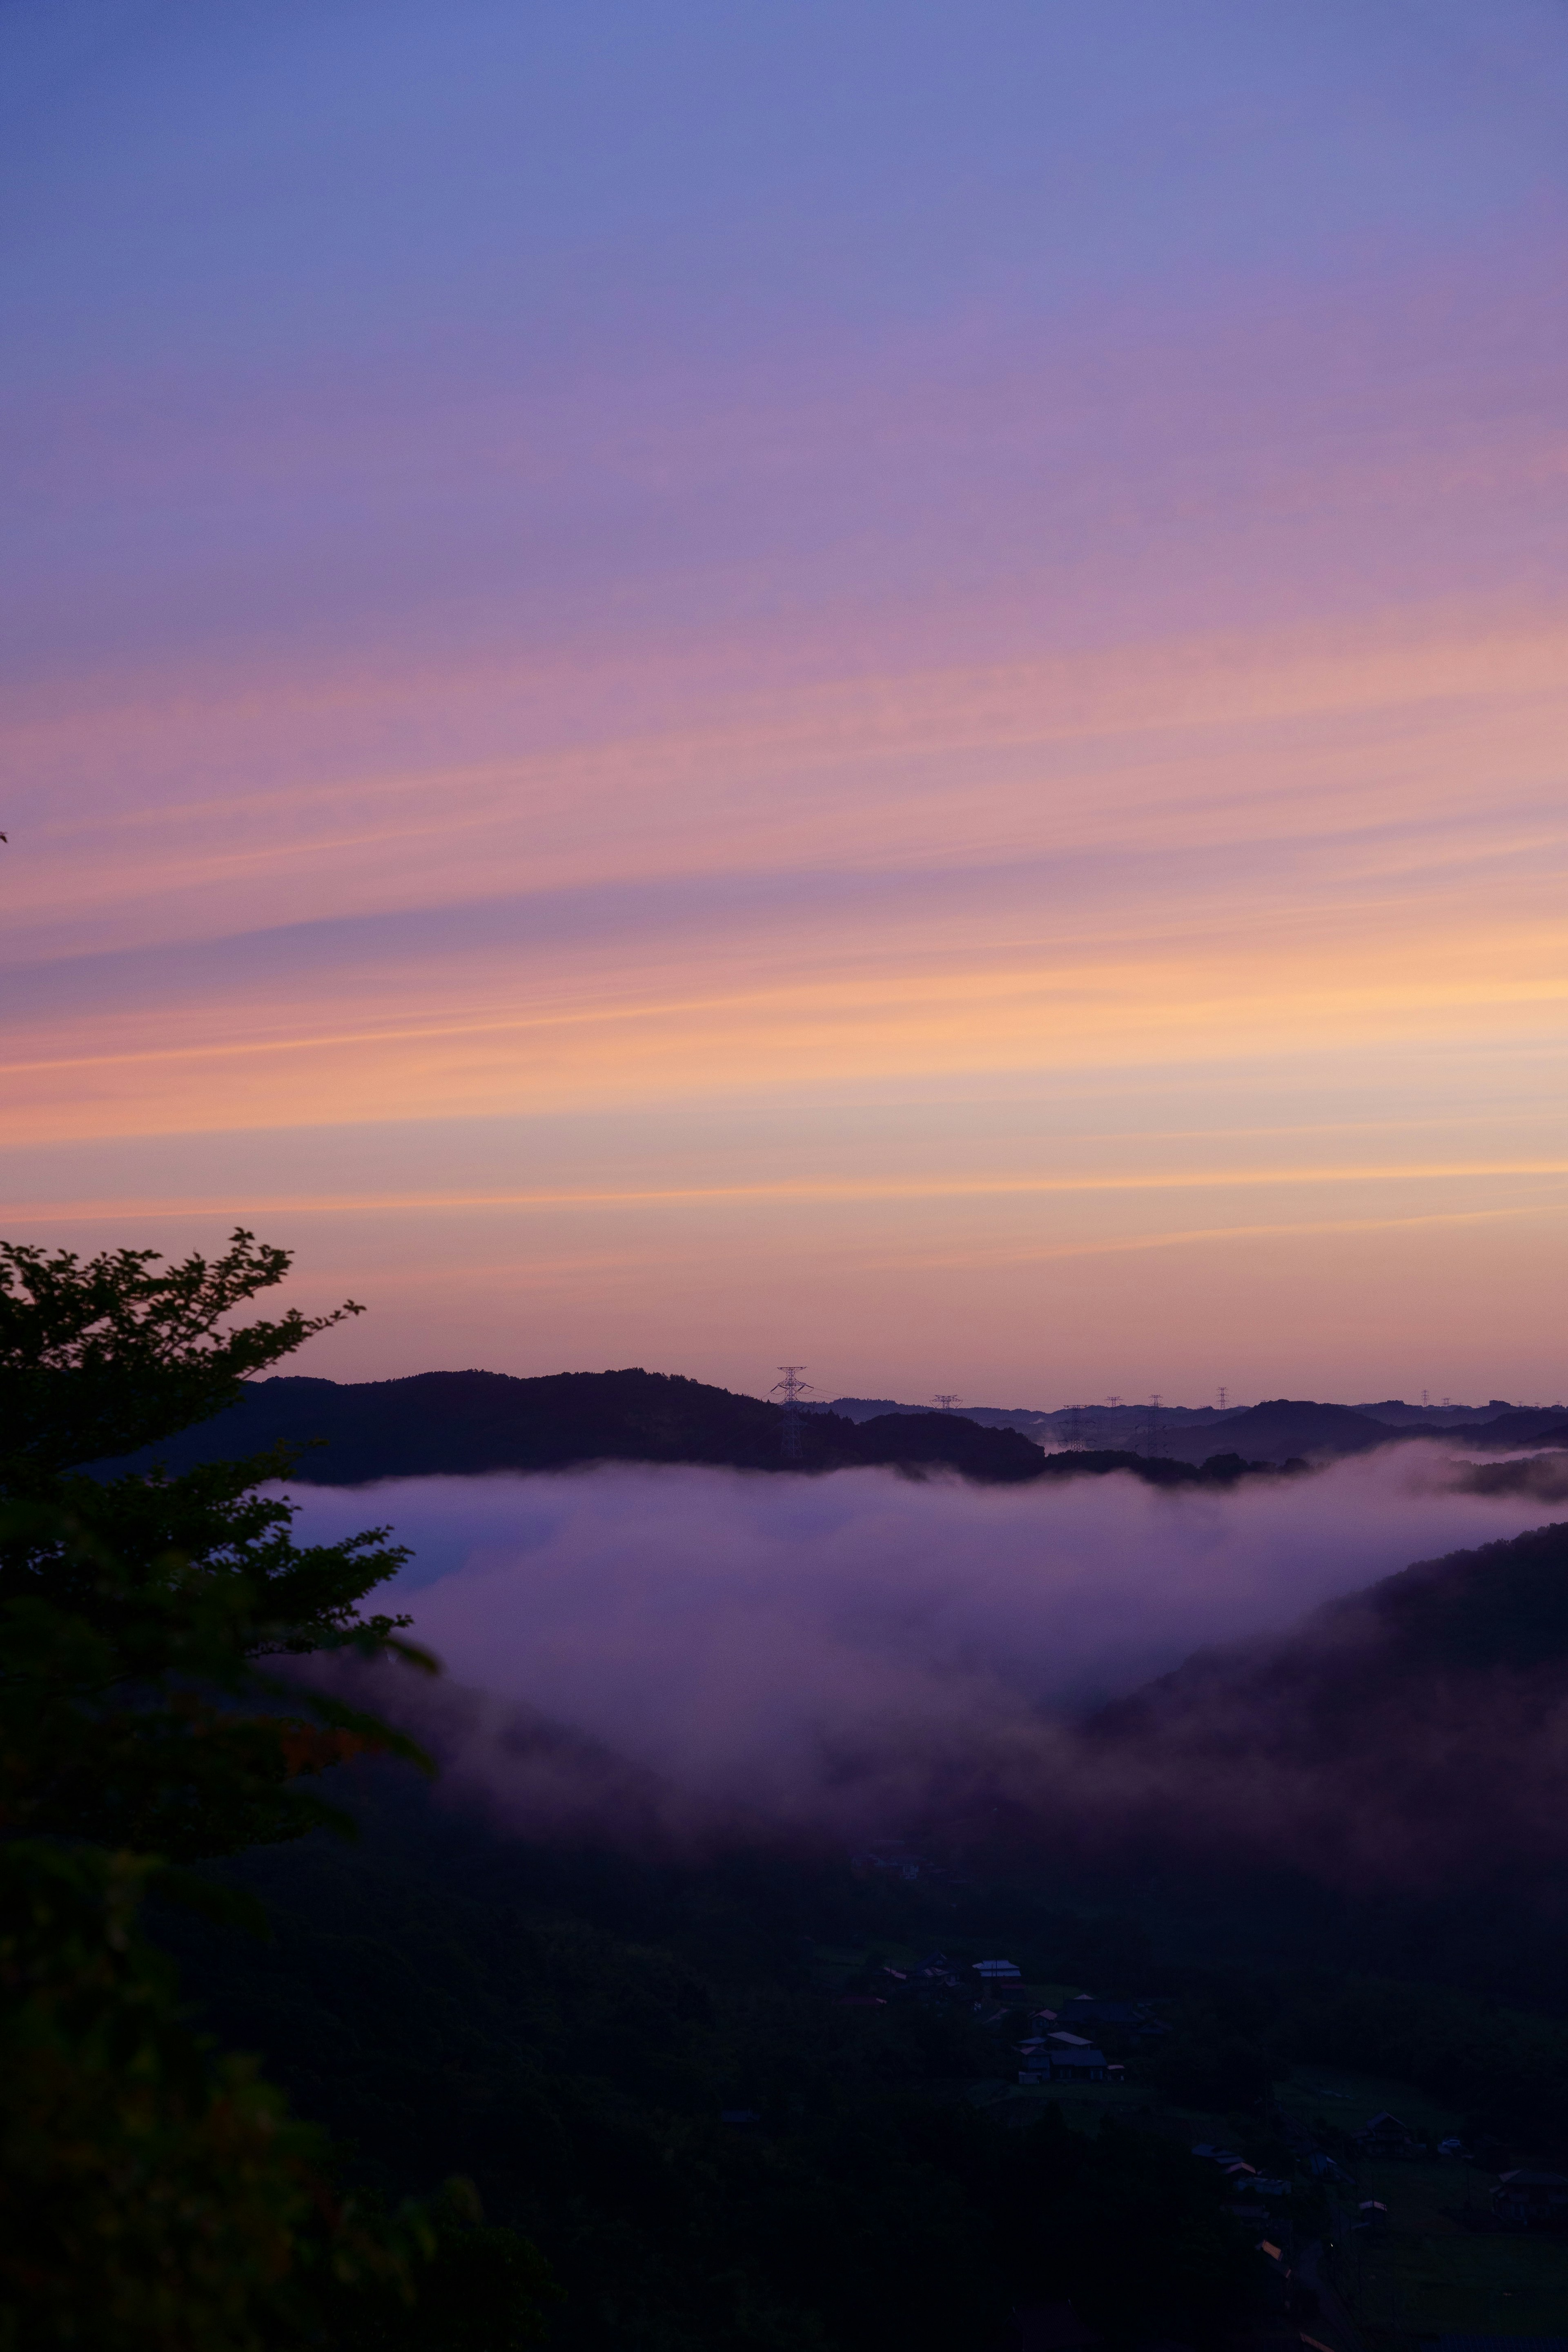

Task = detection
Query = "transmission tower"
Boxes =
[931,1393,961,1412]
[1141,1392,1165,1460]
[1216,1385,1227,1409]
[772,1365,814,1461]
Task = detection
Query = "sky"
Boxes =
[4,0,1568,1405]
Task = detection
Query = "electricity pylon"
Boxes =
[772,1366,814,1461]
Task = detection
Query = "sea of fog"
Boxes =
[276,1450,1562,1844]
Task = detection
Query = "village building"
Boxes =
[1352,2111,1417,2159]
[973,1959,1023,1988]
[1049,2046,1109,2084]
[1017,2043,1109,2086]
[1491,2170,1568,2230]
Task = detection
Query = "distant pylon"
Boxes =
[931,1393,961,1412]
[772,1365,814,1461]
[1216,1385,1227,1409]
[1141,1392,1165,1459]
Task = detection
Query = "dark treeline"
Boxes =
[96,1369,1046,1483]
[94,1366,1304,1488]
[163,1771,1568,2351]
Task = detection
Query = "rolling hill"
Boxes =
[1077,1515,1568,1891]
[91,1368,1052,1486]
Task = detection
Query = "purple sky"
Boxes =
[5,2,1568,1402]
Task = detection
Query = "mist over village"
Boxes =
[6,7,1568,2351]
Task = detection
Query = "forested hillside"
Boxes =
[95,1369,1051,1484]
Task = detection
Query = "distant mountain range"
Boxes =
[91,1370,1568,1488]
[832,1393,1568,1462]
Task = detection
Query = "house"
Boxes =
[1355,2201,1388,2233]
[1352,2111,1416,2158]
[1048,2046,1109,2084]
[1017,2045,1109,2086]
[1049,1993,1173,2048]
[915,1959,958,1991]
[1049,2031,1094,2048]
[1060,1996,1148,2029]
[1492,2170,1568,2230]
[974,1960,1023,1988]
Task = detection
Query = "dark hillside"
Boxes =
[1101,1516,1568,1729]
[163,1766,1568,2345]
[92,1369,1050,1486]
[1158,1397,1396,1461]
[1080,1518,1568,1894]
[1439,1405,1568,1449]
[846,1410,1048,1481]
[165,1784,1264,2352]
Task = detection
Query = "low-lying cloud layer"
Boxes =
[285,1450,1563,1864]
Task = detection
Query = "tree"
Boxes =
[0,1228,424,1859]
[0,1232,555,2349]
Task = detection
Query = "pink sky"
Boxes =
[5,2,1568,1404]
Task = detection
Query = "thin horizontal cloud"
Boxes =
[6,0,1568,1395]
[9,1165,1568,1214]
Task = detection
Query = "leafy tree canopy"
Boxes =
[0,1229,359,1479]
[0,1232,428,1863]
[0,1231,555,2350]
